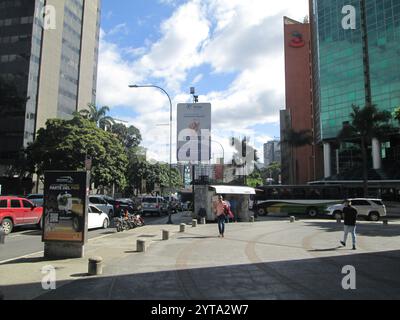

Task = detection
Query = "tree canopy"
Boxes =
[77,103,115,129]
[26,116,128,189]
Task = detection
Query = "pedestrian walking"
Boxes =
[340,200,358,250]
[214,195,229,238]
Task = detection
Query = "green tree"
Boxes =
[111,123,142,149]
[246,168,263,188]
[26,116,128,189]
[261,162,281,185]
[126,147,149,194]
[338,104,393,196]
[77,103,115,130]
[281,129,313,184]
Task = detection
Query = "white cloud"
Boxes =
[107,23,129,36]
[96,0,309,162]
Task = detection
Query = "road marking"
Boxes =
[0,250,44,265]
[0,232,119,265]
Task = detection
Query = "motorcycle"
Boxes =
[114,216,130,232]
[114,208,144,232]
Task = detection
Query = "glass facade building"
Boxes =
[311,0,400,179]
[0,0,101,171]
[0,0,44,161]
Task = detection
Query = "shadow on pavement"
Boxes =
[2,250,400,300]
[303,221,400,238]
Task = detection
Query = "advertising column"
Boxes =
[42,171,89,259]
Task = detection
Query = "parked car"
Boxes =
[116,198,142,214]
[141,196,168,216]
[26,194,44,207]
[0,196,43,235]
[88,195,114,217]
[325,198,387,222]
[88,205,110,230]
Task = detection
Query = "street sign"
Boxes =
[85,157,92,171]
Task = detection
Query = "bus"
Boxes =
[252,181,400,218]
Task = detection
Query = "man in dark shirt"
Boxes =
[340,200,358,250]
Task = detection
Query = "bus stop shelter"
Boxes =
[194,185,256,222]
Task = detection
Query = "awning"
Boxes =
[210,185,256,195]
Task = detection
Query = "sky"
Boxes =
[97,0,309,163]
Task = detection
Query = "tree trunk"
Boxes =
[361,137,368,197]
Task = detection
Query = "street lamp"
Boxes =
[129,84,174,224]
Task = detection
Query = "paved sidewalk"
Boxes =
[1,213,400,300]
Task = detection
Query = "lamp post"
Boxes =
[129,85,174,224]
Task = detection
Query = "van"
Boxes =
[141,196,168,216]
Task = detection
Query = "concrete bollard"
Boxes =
[201,218,206,225]
[0,230,5,245]
[192,219,198,228]
[290,216,296,223]
[383,219,389,225]
[162,230,170,241]
[180,224,186,233]
[88,257,103,276]
[137,240,146,253]
[250,216,255,223]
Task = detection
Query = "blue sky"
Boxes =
[97,0,309,163]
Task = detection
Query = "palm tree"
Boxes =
[78,103,115,130]
[338,104,393,196]
[281,129,313,185]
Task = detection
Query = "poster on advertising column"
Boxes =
[42,171,89,244]
[177,103,211,162]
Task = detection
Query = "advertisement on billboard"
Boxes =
[177,103,211,162]
[42,171,89,244]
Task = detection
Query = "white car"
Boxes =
[88,205,110,230]
[88,196,114,217]
[325,198,387,222]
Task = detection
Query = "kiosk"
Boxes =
[194,185,256,222]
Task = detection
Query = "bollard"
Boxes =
[137,240,146,253]
[180,223,186,233]
[192,219,198,228]
[336,218,342,224]
[383,219,389,225]
[162,230,170,241]
[201,218,206,225]
[88,257,103,276]
[290,216,296,223]
[0,230,5,245]
[250,216,255,223]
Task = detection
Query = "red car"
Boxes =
[0,196,43,235]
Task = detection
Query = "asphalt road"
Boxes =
[0,214,174,264]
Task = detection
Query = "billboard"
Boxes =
[177,103,211,162]
[42,171,89,244]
